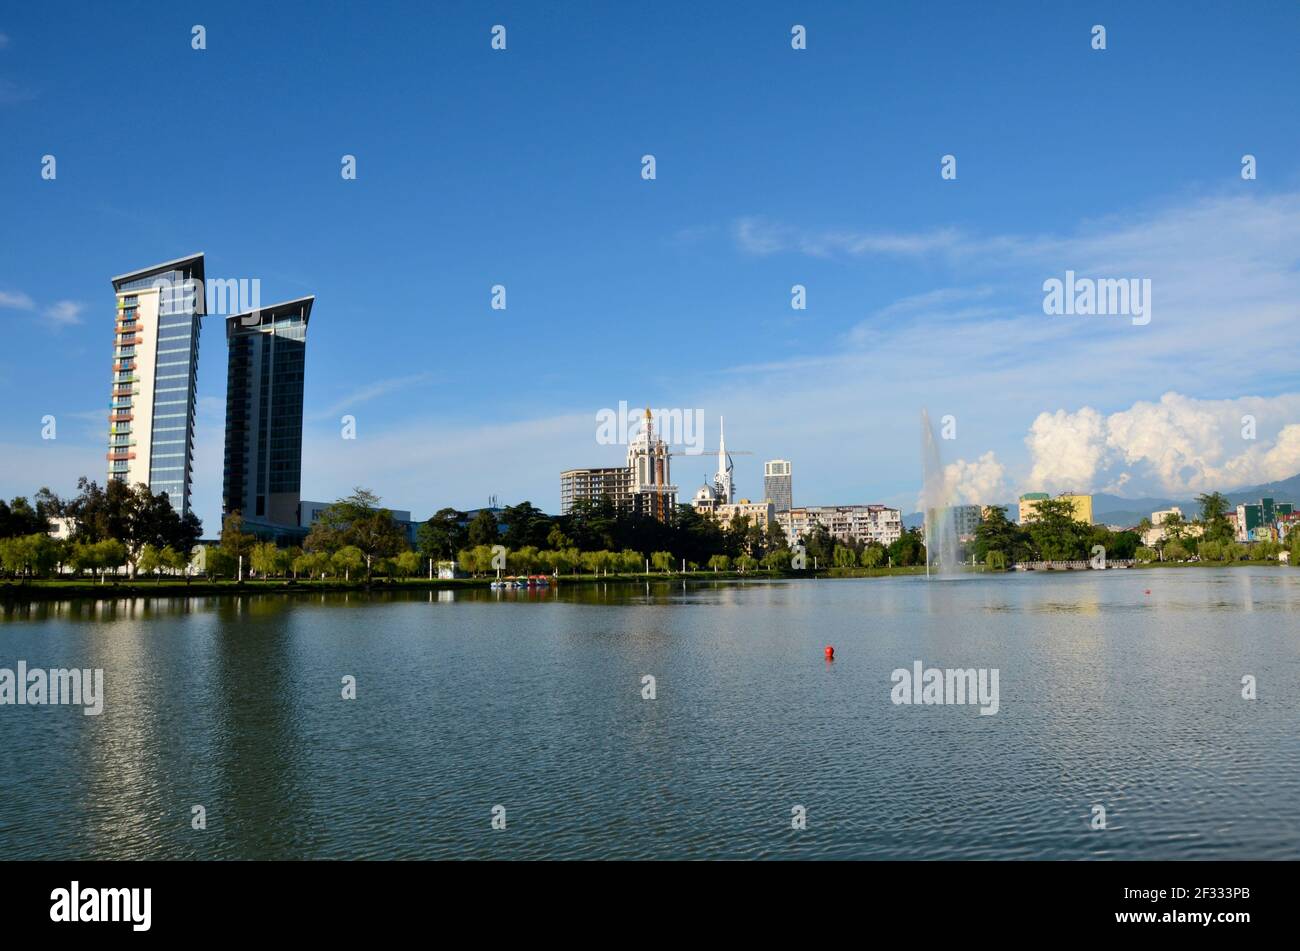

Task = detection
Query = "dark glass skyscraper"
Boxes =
[222,296,313,528]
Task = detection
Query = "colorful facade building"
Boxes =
[108,253,205,516]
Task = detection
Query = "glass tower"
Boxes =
[222,297,313,527]
[764,459,793,513]
[108,253,205,515]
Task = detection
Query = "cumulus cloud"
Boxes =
[946,452,1008,504]
[1024,392,1300,496]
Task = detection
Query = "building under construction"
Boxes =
[560,408,679,520]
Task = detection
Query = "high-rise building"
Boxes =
[626,408,677,520]
[764,459,793,512]
[109,253,205,515]
[559,408,677,521]
[560,467,632,513]
[1235,497,1294,541]
[222,296,313,528]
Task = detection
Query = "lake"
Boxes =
[2,568,1298,859]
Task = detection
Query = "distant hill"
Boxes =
[900,472,1300,530]
[1093,472,1300,526]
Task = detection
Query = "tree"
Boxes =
[0,497,47,538]
[833,545,857,568]
[306,489,408,577]
[985,550,1008,571]
[735,553,757,572]
[161,545,189,580]
[1024,498,1088,561]
[331,546,365,581]
[467,509,500,547]
[250,541,283,578]
[707,554,730,572]
[889,528,927,567]
[501,502,551,549]
[861,544,886,569]
[651,551,674,572]
[974,506,1028,564]
[418,508,467,560]
[1196,492,1233,544]
[220,512,257,564]
[137,543,162,577]
[0,534,60,579]
[763,548,792,570]
[546,525,572,550]
[393,550,422,578]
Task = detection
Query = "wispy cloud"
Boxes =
[45,301,84,326]
[313,372,435,420]
[0,289,35,310]
[0,78,34,105]
[735,216,964,258]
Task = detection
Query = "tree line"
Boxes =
[0,478,201,581]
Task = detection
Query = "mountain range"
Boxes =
[901,472,1300,530]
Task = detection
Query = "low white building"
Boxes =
[777,505,903,548]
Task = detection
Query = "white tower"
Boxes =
[714,416,735,503]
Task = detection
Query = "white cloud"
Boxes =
[944,452,1008,505]
[1024,392,1300,497]
[44,300,84,326]
[734,216,961,258]
[1026,407,1109,493]
[313,373,434,420]
[0,289,35,310]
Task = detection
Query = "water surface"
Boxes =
[2,569,1298,859]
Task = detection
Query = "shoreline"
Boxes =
[0,561,1288,603]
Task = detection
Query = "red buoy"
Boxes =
[824,645,834,660]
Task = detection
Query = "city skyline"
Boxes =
[3,4,1300,535]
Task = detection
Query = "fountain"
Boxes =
[920,409,960,577]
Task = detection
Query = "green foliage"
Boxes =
[305,488,409,576]
[1025,497,1089,561]
[985,550,1008,571]
[330,545,365,579]
[1196,492,1234,544]
[467,509,499,547]
[763,548,792,570]
[0,533,62,579]
[417,508,468,560]
[858,543,885,568]
[888,528,927,567]
[650,551,674,572]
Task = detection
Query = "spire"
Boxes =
[715,416,734,503]
[718,416,725,464]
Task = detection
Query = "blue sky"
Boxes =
[3,1,1300,532]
